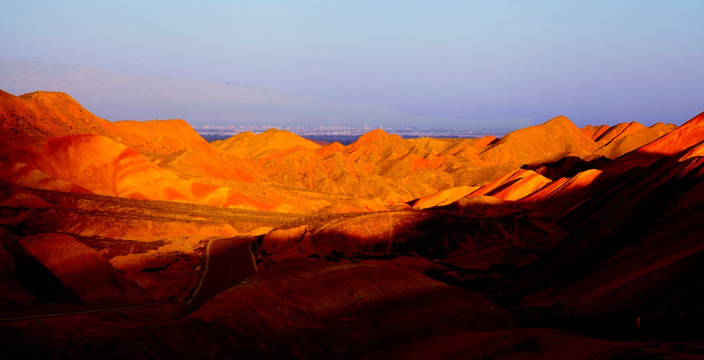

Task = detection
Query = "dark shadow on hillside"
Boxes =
[521,155,611,180]
[255,146,704,341]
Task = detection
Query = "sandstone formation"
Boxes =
[1,89,703,358]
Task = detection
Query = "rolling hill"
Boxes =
[1,88,702,358]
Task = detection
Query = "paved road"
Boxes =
[0,236,258,322]
[187,236,258,307]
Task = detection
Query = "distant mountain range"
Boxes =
[0,57,528,130]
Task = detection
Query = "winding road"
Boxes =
[188,236,258,307]
[0,236,258,322]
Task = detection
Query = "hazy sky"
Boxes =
[2,1,703,126]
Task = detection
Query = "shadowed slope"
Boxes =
[20,233,145,303]
[412,185,479,210]
[0,228,80,304]
[606,111,704,173]
[581,124,610,141]
[0,180,52,209]
[260,209,563,271]
[500,144,704,339]
[594,121,646,145]
[469,169,553,201]
[590,122,672,160]
[190,259,514,358]
[1,86,704,357]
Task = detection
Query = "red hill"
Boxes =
[213,128,320,158]
[480,116,598,165]
[581,124,610,141]
[607,111,704,173]
[29,134,271,210]
[20,233,145,303]
[114,119,218,155]
[590,122,672,160]
[1,88,704,358]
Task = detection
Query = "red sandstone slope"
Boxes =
[0,228,83,304]
[0,161,92,194]
[113,119,218,155]
[0,90,259,185]
[0,90,114,143]
[118,120,262,184]
[502,136,704,330]
[634,112,704,157]
[468,169,553,201]
[606,111,704,173]
[20,233,145,303]
[261,209,563,270]
[213,128,321,158]
[0,90,155,152]
[1,87,704,357]
[190,259,515,358]
[480,116,598,165]
[0,89,610,208]
[2,88,700,219]
[0,180,52,208]
[581,124,611,141]
[590,122,672,160]
[28,134,271,210]
[0,229,39,303]
[594,121,646,145]
[412,185,479,209]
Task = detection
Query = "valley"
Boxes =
[1,89,703,358]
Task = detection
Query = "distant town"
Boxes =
[194,124,508,144]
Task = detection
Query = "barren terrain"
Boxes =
[1,89,703,358]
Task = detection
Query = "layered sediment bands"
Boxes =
[479,116,598,165]
[607,111,704,173]
[1,88,704,357]
[0,162,92,194]
[594,121,647,146]
[20,233,145,303]
[590,122,673,160]
[412,185,479,209]
[6,89,669,209]
[27,134,272,210]
[582,124,611,141]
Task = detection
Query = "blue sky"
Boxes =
[2,1,703,126]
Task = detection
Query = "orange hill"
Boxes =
[213,128,321,158]
[29,134,272,210]
[479,116,598,165]
[1,89,699,215]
